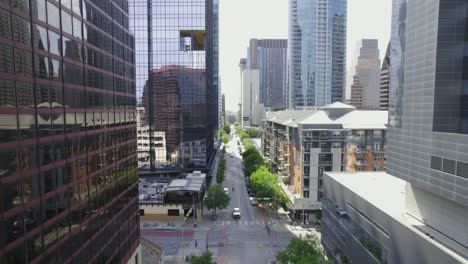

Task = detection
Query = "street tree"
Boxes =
[222,134,229,144]
[188,250,216,264]
[277,234,331,264]
[205,184,230,215]
[243,149,264,176]
[223,125,231,135]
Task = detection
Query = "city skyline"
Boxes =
[220,0,392,111]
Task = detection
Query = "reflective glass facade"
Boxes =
[288,0,346,108]
[131,0,217,169]
[0,0,140,262]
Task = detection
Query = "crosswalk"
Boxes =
[216,220,275,226]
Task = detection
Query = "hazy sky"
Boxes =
[219,0,392,111]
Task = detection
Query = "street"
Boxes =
[208,132,294,264]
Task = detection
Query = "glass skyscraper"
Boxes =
[130,0,218,170]
[288,0,346,108]
[0,0,140,263]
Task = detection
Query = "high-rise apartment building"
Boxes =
[131,0,218,170]
[350,39,381,110]
[321,1,468,263]
[0,0,140,262]
[288,0,347,108]
[379,43,390,110]
[248,39,288,109]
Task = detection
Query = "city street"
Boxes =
[207,132,294,264]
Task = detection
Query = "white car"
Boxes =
[223,187,229,195]
[232,208,241,218]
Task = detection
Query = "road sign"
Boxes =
[263,197,270,201]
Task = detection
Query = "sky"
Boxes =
[219,0,392,111]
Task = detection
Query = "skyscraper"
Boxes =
[248,39,288,109]
[321,0,468,262]
[379,42,391,110]
[131,0,218,170]
[350,39,381,110]
[288,0,347,109]
[0,0,140,262]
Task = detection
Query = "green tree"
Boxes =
[277,234,331,264]
[245,127,262,138]
[243,149,264,176]
[250,165,277,198]
[222,134,229,144]
[216,157,226,183]
[223,125,231,135]
[205,184,230,215]
[188,250,216,264]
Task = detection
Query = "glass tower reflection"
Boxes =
[0,0,140,263]
[131,0,217,170]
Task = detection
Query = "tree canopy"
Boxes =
[221,134,229,144]
[189,250,216,264]
[205,184,230,215]
[277,235,331,264]
[223,125,231,135]
[243,149,264,176]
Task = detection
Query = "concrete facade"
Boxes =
[322,172,467,264]
[241,69,266,127]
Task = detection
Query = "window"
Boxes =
[14,48,33,76]
[62,0,71,9]
[49,58,61,80]
[47,2,60,28]
[0,44,14,73]
[167,209,179,216]
[357,167,363,172]
[303,191,309,198]
[33,24,48,51]
[374,154,381,161]
[0,8,12,39]
[357,153,364,160]
[356,130,365,137]
[34,0,47,22]
[73,17,81,39]
[72,0,81,15]
[374,142,381,151]
[11,0,29,12]
[61,10,72,34]
[49,30,61,55]
[373,130,382,138]
[12,14,30,44]
[304,178,309,187]
[62,36,72,58]
[34,54,49,79]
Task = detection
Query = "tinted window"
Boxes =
[49,30,61,55]
[49,58,61,80]
[12,14,30,44]
[61,10,72,34]
[14,48,33,77]
[0,8,12,39]
[0,43,14,73]
[33,24,48,51]
[34,54,49,79]
[47,1,60,28]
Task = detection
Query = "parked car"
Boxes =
[223,187,229,195]
[250,197,258,206]
[232,208,241,218]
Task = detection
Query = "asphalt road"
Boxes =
[208,132,293,264]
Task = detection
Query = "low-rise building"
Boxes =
[322,172,467,264]
[262,103,387,221]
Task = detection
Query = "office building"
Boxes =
[350,39,381,110]
[0,0,140,262]
[136,107,166,168]
[248,39,288,109]
[132,0,218,170]
[321,1,468,263]
[240,67,266,127]
[379,43,390,110]
[288,0,347,108]
[262,103,387,220]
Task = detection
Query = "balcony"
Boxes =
[355,147,370,153]
[355,159,368,166]
[373,147,386,153]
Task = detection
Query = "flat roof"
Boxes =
[325,171,406,216]
[325,171,468,260]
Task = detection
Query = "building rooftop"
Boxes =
[166,178,204,193]
[265,103,387,130]
[325,171,468,260]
